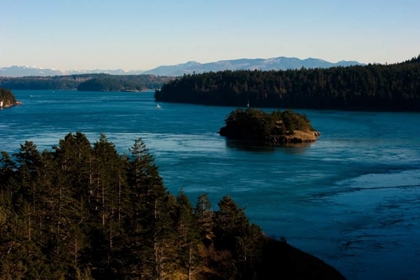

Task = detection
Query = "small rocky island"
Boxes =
[219,108,320,145]
[0,87,20,108]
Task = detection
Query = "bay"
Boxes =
[1,90,420,279]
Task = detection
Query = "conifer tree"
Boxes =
[214,195,261,279]
[194,193,214,246]
[90,134,128,279]
[176,189,200,279]
[126,138,178,279]
[0,152,16,183]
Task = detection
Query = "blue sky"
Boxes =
[2,0,419,70]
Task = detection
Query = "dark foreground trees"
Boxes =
[0,133,344,279]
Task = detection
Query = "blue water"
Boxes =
[1,90,420,279]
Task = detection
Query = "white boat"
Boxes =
[156,104,161,109]
[0,101,3,107]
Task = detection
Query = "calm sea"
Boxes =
[1,90,420,279]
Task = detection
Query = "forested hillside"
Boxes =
[0,74,172,91]
[0,133,344,279]
[0,74,95,90]
[155,55,420,111]
[77,75,172,92]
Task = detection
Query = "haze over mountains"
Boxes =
[0,56,364,77]
[142,57,364,76]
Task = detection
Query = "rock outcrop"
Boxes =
[0,88,20,108]
[266,130,321,144]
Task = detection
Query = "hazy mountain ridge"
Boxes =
[142,57,365,76]
[0,56,365,77]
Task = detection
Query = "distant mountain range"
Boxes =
[142,57,364,76]
[0,57,365,77]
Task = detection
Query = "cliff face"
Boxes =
[0,88,19,108]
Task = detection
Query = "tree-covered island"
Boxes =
[0,87,21,108]
[219,108,320,145]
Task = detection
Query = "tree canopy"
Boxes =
[0,133,344,279]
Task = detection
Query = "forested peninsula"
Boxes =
[0,133,344,279]
[155,55,420,111]
[219,108,319,145]
[76,75,172,92]
[0,88,20,108]
[0,74,172,91]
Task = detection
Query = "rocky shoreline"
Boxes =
[221,129,321,146]
[265,130,321,144]
[1,101,22,108]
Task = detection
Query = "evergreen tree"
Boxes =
[194,193,214,246]
[126,138,178,279]
[89,134,128,279]
[213,195,264,279]
[176,189,200,279]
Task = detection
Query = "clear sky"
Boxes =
[2,0,419,70]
